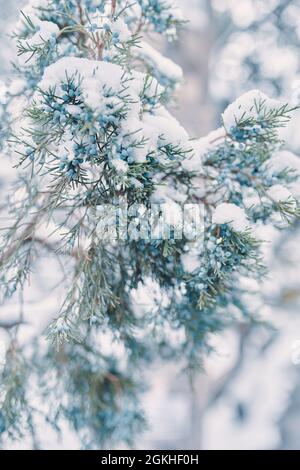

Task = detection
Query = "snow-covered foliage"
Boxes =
[222,90,285,133]
[212,203,248,232]
[0,0,299,449]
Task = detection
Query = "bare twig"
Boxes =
[111,0,117,17]
[0,320,27,330]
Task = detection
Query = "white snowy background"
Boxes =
[1,0,300,450]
